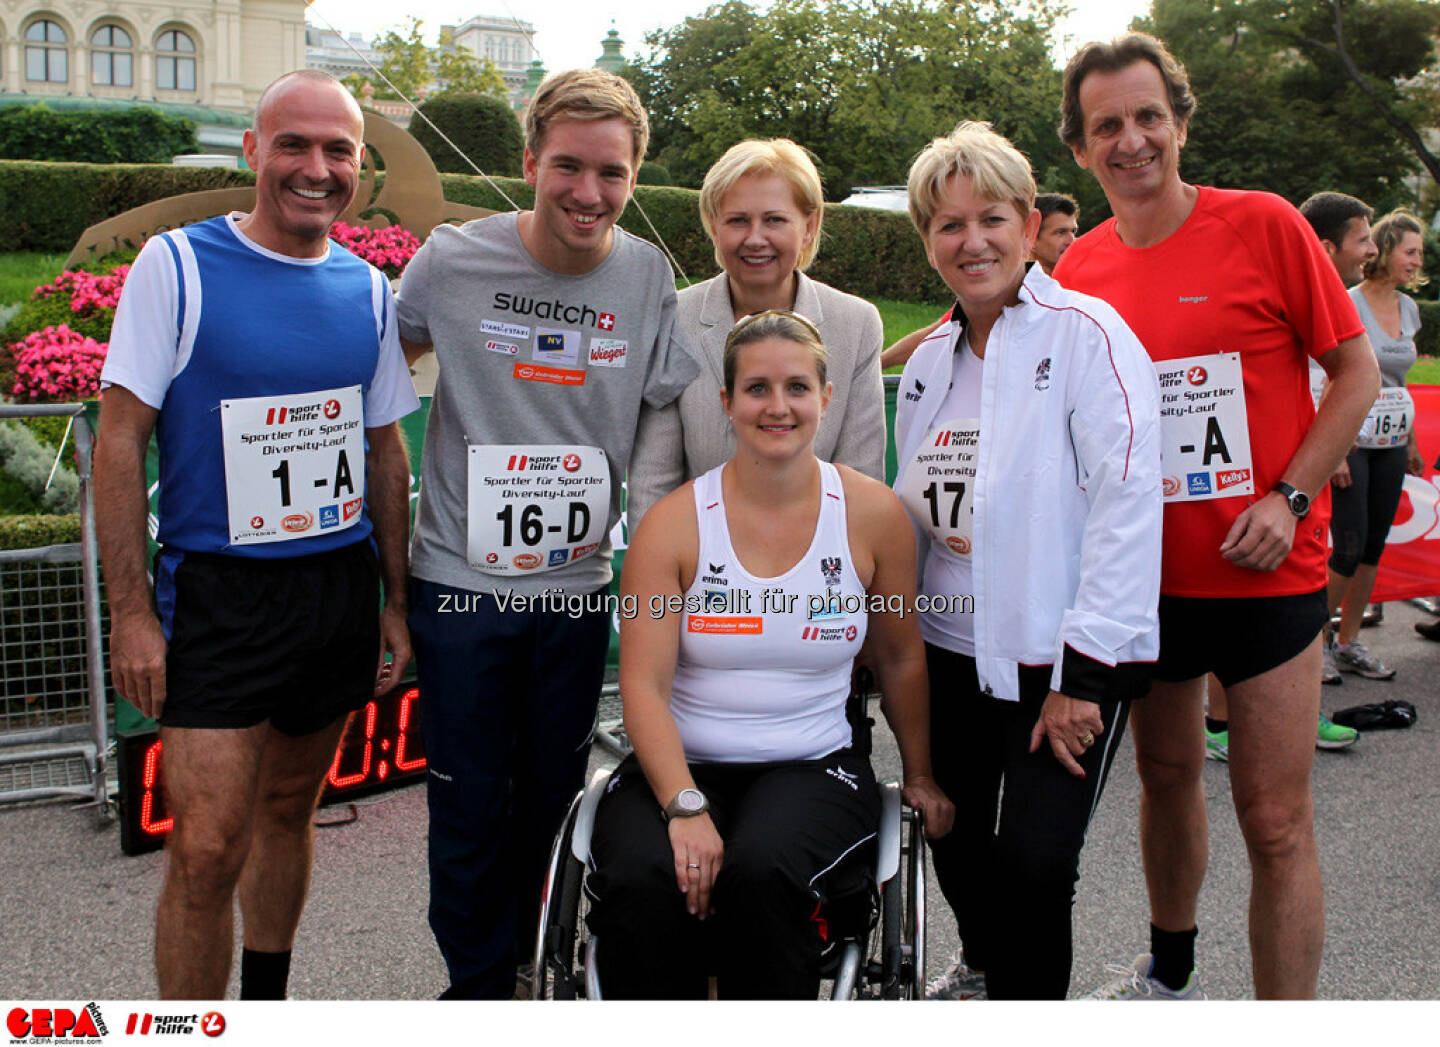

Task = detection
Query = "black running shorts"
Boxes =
[1153,588,1327,688]
[154,541,380,735]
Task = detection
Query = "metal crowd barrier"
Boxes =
[0,403,109,818]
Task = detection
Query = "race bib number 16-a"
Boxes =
[220,385,365,545]
[1156,352,1255,502]
[467,444,610,574]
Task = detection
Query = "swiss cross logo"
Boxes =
[1186,366,1208,386]
[323,399,341,419]
[563,454,581,472]
[598,312,616,331]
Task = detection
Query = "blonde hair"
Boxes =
[722,311,827,394]
[1365,209,1430,289]
[699,139,825,271]
[906,121,1035,239]
[524,69,649,167]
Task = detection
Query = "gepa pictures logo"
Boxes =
[6,1005,106,1040]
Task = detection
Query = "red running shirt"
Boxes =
[1054,186,1363,597]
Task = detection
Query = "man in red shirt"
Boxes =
[1053,34,1379,999]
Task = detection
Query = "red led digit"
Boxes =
[326,701,377,788]
[139,740,173,835]
[393,688,425,772]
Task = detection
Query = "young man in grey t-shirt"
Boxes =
[398,69,698,999]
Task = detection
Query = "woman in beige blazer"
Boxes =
[627,139,886,528]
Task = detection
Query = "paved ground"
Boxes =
[2,604,1437,1000]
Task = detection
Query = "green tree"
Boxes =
[1135,0,1440,209]
[435,29,509,100]
[373,17,431,100]
[625,0,1080,201]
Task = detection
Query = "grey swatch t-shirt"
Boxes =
[398,213,699,596]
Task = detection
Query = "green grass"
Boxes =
[874,297,946,365]
[1409,356,1440,385]
[0,252,64,307]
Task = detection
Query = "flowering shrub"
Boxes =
[34,266,131,317]
[10,325,107,402]
[330,221,421,278]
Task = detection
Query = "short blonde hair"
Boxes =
[722,310,827,394]
[699,139,825,271]
[524,69,649,167]
[1365,209,1430,289]
[906,121,1035,239]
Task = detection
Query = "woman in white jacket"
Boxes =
[895,122,1162,1001]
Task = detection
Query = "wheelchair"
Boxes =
[532,764,928,1000]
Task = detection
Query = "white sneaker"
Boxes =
[925,950,987,1000]
[1085,953,1205,1000]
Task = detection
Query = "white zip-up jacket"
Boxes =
[894,263,1163,703]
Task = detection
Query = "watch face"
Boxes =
[1292,492,1310,514]
[677,789,705,813]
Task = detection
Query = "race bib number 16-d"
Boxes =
[467,444,610,574]
[1156,352,1255,502]
[220,385,365,546]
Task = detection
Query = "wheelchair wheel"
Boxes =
[534,789,587,1000]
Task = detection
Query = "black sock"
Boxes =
[240,948,292,1000]
[1149,924,1197,992]
[1205,717,1227,734]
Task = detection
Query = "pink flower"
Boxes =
[8,325,108,402]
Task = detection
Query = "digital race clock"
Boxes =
[116,680,426,855]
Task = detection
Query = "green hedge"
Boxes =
[0,160,948,306]
[0,104,198,164]
[1417,301,1440,359]
[0,513,81,549]
[410,94,523,177]
[0,160,254,253]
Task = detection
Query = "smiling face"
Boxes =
[521,115,637,275]
[1033,210,1078,273]
[1327,216,1378,286]
[721,335,831,460]
[1385,230,1426,288]
[241,76,364,257]
[924,173,1039,320]
[711,172,818,302]
[1070,60,1187,210]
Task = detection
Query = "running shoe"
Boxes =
[1084,953,1205,1000]
[1332,640,1396,680]
[1204,726,1228,762]
[925,951,987,1000]
[1361,603,1385,627]
[1316,715,1358,750]
[1415,619,1440,642]
[1321,643,1342,686]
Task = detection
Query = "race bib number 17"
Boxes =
[1155,352,1255,502]
[220,385,365,545]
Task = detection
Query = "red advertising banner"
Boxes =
[1371,383,1440,601]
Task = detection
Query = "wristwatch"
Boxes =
[663,787,709,820]
[1272,481,1311,519]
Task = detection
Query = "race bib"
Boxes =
[220,385,365,546]
[1156,353,1255,502]
[467,444,610,574]
[897,420,977,557]
[1355,387,1414,449]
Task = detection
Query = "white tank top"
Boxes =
[671,460,867,763]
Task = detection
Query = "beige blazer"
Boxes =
[626,271,886,528]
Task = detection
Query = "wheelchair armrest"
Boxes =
[570,766,614,865]
[875,779,903,884]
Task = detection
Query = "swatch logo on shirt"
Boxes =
[492,291,617,331]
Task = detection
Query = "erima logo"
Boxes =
[701,562,727,586]
[905,379,925,403]
[493,291,610,329]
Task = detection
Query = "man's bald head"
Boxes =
[254,70,363,139]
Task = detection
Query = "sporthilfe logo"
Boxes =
[485,340,519,357]
[1186,366,1208,386]
[563,454,581,472]
[250,515,264,528]
[323,399,341,419]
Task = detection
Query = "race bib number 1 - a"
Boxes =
[467,444,610,574]
[1156,352,1255,502]
[220,385,365,545]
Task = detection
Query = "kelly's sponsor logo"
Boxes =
[1216,468,1251,491]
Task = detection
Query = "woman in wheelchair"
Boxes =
[584,310,954,999]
